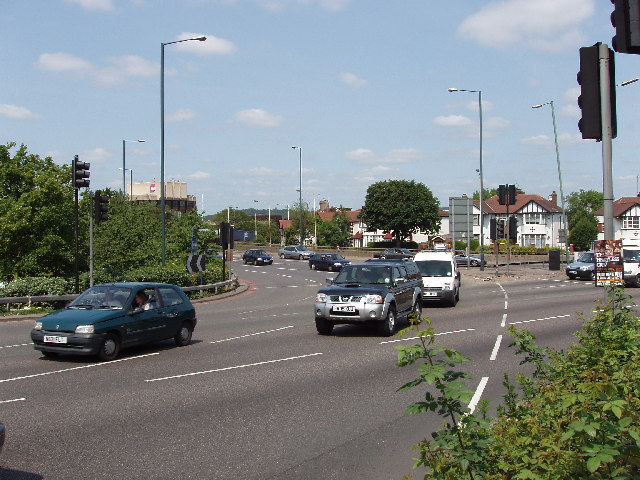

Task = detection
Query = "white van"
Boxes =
[413,250,460,306]
[622,241,640,287]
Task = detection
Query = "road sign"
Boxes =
[191,235,198,255]
[186,255,206,274]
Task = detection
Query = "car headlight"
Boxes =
[75,324,95,334]
[33,321,42,330]
[364,294,383,304]
[442,283,452,290]
[315,293,328,303]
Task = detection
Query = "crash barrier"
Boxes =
[0,275,238,313]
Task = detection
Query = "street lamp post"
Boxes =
[122,139,144,195]
[448,87,485,271]
[292,146,303,246]
[161,35,206,265]
[254,200,259,239]
[532,101,569,265]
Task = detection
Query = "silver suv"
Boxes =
[278,245,315,259]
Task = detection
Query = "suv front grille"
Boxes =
[329,295,363,303]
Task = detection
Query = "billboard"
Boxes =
[594,239,624,287]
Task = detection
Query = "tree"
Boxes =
[568,211,599,251]
[0,143,79,279]
[317,209,351,247]
[359,180,440,246]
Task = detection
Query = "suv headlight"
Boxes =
[315,293,328,303]
[33,321,42,330]
[364,294,383,304]
[75,324,95,334]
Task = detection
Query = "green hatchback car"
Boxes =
[31,283,197,361]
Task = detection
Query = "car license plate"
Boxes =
[568,270,577,275]
[333,305,356,313]
[423,292,438,297]
[44,335,67,344]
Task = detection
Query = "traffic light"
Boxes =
[611,0,640,54]
[94,190,109,224]
[508,184,517,205]
[577,44,617,140]
[497,220,505,238]
[490,218,497,241]
[498,185,506,205]
[509,217,518,242]
[72,155,90,189]
[498,184,517,205]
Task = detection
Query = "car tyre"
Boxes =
[567,274,576,280]
[589,271,595,281]
[174,321,194,347]
[328,265,333,272]
[98,333,121,362]
[279,253,284,258]
[379,306,396,337]
[471,259,479,267]
[634,275,640,288]
[409,299,422,324]
[315,318,333,335]
[299,254,303,260]
[42,351,59,358]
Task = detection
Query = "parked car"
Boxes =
[414,250,461,307]
[566,251,595,280]
[242,249,273,265]
[308,253,350,271]
[31,283,197,361]
[313,258,422,336]
[278,245,315,260]
[373,247,414,260]
[454,250,486,267]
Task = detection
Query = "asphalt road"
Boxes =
[0,259,636,480]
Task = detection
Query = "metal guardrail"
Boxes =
[0,275,239,312]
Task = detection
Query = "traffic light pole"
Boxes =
[89,193,94,288]
[600,43,615,241]
[74,187,79,294]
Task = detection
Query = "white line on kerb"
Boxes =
[380,328,476,344]
[210,326,294,343]
[490,335,502,361]
[468,377,489,414]
[0,397,26,404]
[501,313,507,328]
[144,352,324,382]
[0,352,160,383]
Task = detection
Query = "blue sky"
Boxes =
[2,0,639,215]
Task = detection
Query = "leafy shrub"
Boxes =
[0,277,70,297]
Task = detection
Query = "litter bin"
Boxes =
[549,249,560,271]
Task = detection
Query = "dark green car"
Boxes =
[31,283,197,361]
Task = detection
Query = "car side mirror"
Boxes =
[326,277,334,285]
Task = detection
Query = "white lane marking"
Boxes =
[380,328,476,344]
[144,352,324,383]
[509,314,572,325]
[496,282,508,309]
[0,343,33,349]
[210,326,294,343]
[501,313,507,328]
[0,352,159,383]
[467,377,489,414]
[0,397,26,404]
[490,335,502,361]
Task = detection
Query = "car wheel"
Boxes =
[589,271,595,281]
[243,259,247,264]
[279,253,284,258]
[174,321,194,347]
[328,265,333,272]
[410,299,422,323]
[98,333,121,361]
[42,351,59,358]
[299,254,303,260]
[315,318,333,335]
[567,274,576,280]
[471,259,479,267]
[379,306,396,337]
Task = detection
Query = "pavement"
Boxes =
[462,262,567,283]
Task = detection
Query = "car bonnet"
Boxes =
[39,308,126,332]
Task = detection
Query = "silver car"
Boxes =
[278,245,315,259]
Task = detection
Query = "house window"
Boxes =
[521,234,546,248]
[622,216,639,229]
[524,213,543,225]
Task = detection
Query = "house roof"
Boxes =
[594,196,640,217]
[481,194,562,214]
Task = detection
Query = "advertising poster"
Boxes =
[593,240,624,287]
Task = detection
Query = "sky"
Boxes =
[2,0,640,216]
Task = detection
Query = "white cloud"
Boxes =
[485,117,511,130]
[186,171,212,181]
[81,147,111,163]
[37,52,93,73]
[458,0,595,52]
[167,109,197,122]
[0,104,39,120]
[345,148,423,165]
[254,0,351,11]
[173,33,236,56]
[340,72,367,87]
[521,134,552,146]
[247,167,282,176]
[234,108,284,128]
[64,0,114,11]
[107,55,157,77]
[433,115,472,127]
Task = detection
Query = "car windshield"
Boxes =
[578,253,595,263]
[334,265,390,284]
[69,286,133,310]
[415,260,453,277]
[326,253,343,260]
[254,250,267,255]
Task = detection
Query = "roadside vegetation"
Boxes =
[397,287,639,479]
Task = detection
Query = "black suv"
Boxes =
[313,259,422,336]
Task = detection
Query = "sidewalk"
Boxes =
[462,262,567,282]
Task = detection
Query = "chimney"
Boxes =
[319,200,329,211]
[548,191,558,206]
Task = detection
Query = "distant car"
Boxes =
[308,253,351,271]
[278,245,315,259]
[373,248,414,260]
[454,250,486,267]
[566,251,595,280]
[242,249,273,265]
[31,283,197,361]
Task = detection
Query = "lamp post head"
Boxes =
[619,77,639,86]
[194,36,207,42]
[532,104,544,109]
[447,87,459,92]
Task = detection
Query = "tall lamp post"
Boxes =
[161,35,206,265]
[448,87,485,271]
[532,101,569,264]
[122,139,144,194]
[292,146,303,246]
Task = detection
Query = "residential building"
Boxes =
[129,181,196,213]
[595,196,640,244]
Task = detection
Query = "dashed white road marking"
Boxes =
[490,335,502,361]
[380,328,476,344]
[509,314,572,325]
[468,377,489,414]
[211,326,295,343]
[0,397,25,404]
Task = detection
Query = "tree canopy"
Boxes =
[359,180,441,245]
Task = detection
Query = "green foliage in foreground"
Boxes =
[397,288,640,479]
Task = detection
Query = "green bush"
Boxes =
[398,287,640,479]
[0,277,70,297]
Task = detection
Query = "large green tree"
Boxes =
[359,180,441,245]
[0,143,80,279]
[566,189,602,249]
